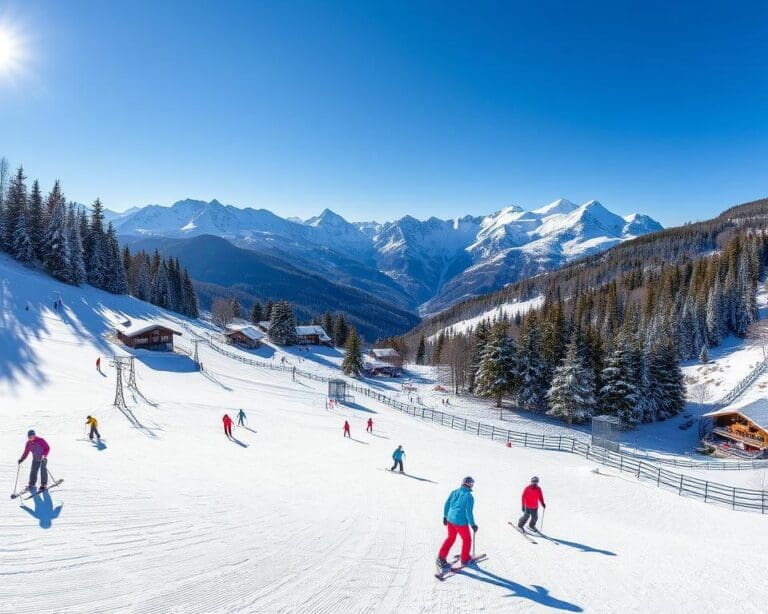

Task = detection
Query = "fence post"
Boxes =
[704,481,708,502]
[451,416,455,428]
[678,475,683,494]
[657,467,661,486]
[477,422,480,435]
[524,433,528,447]
[732,487,736,510]
[492,425,496,440]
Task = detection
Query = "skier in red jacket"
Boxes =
[222,414,233,438]
[343,420,351,438]
[517,476,546,531]
[366,418,373,433]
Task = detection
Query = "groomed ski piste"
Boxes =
[1,254,766,614]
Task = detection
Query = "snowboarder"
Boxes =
[366,418,373,433]
[390,445,405,472]
[518,476,546,531]
[96,357,101,371]
[18,430,51,492]
[85,415,101,440]
[222,414,233,438]
[437,476,478,568]
[237,409,247,427]
[343,420,351,438]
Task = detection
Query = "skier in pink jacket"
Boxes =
[18,430,51,491]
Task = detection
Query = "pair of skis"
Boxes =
[508,521,559,545]
[435,553,488,581]
[10,479,64,501]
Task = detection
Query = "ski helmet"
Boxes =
[27,429,35,437]
[530,476,539,484]
[462,476,475,488]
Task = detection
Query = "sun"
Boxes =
[0,23,24,76]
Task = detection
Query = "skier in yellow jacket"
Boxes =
[85,416,101,441]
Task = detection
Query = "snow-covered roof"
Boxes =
[226,326,265,341]
[704,399,768,429]
[117,320,181,337]
[295,325,332,341]
[372,348,400,358]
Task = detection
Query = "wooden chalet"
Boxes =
[116,321,181,351]
[225,326,264,349]
[370,348,402,368]
[295,325,333,346]
[702,400,768,458]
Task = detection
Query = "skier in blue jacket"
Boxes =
[390,445,405,473]
[437,476,478,567]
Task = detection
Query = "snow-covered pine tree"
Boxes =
[333,313,349,346]
[466,320,490,393]
[341,326,364,376]
[321,312,334,339]
[150,261,170,308]
[699,344,710,364]
[5,166,29,257]
[135,256,152,301]
[66,204,86,285]
[12,205,34,264]
[264,299,274,320]
[41,197,72,283]
[705,280,722,346]
[475,324,517,407]
[546,333,596,424]
[104,223,128,294]
[230,297,241,319]
[652,338,686,419]
[27,179,45,261]
[516,314,547,411]
[269,301,298,345]
[182,268,199,318]
[599,333,641,429]
[86,199,108,289]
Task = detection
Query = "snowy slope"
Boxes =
[2,256,762,614]
[109,198,661,312]
[427,295,545,341]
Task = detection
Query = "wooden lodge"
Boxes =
[257,321,333,346]
[370,348,402,368]
[224,326,264,349]
[701,400,768,459]
[116,321,182,351]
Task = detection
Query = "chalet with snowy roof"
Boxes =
[116,321,181,352]
[370,348,402,368]
[295,325,333,346]
[257,321,272,333]
[363,358,401,377]
[701,400,768,459]
[224,326,264,349]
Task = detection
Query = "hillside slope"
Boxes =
[0,255,765,613]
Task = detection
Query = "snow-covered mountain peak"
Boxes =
[532,198,579,216]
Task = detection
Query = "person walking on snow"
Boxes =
[390,445,405,472]
[96,357,101,371]
[343,420,351,438]
[518,476,546,531]
[366,418,373,433]
[437,476,478,568]
[237,409,247,427]
[222,414,233,438]
[85,416,101,440]
[18,430,51,491]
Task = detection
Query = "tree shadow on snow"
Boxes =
[20,491,63,529]
[341,401,377,414]
[370,433,390,439]
[458,567,583,612]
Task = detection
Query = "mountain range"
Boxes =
[108,198,662,326]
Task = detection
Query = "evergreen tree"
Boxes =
[105,223,128,294]
[415,334,426,365]
[322,312,334,338]
[546,334,596,424]
[251,301,263,324]
[12,205,34,264]
[28,179,45,261]
[182,268,199,318]
[4,166,27,253]
[342,327,365,376]
[150,261,170,307]
[599,336,641,429]
[230,297,241,319]
[475,325,517,407]
[66,204,86,284]
[333,314,349,346]
[432,331,446,365]
[699,344,710,364]
[466,320,490,392]
[41,197,72,282]
[269,301,298,345]
[86,199,108,288]
[135,256,152,301]
[264,299,274,320]
[516,315,547,411]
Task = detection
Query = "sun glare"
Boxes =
[0,22,24,77]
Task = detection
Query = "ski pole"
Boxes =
[11,463,20,497]
[472,527,477,559]
[541,507,545,532]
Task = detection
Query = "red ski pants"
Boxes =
[224,424,232,437]
[439,522,472,563]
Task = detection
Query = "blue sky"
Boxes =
[1,1,767,225]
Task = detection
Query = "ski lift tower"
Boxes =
[591,415,622,453]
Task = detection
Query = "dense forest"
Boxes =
[397,201,768,428]
[0,160,198,318]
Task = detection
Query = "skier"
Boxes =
[237,409,247,427]
[18,430,51,492]
[437,476,478,568]
[518,476,546,531]
[96,357,101,371]
[366,418,373,433]
[343,420,351,438]
[222,414,233,438]
[390,445,405,472]
[85,415,101,440]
